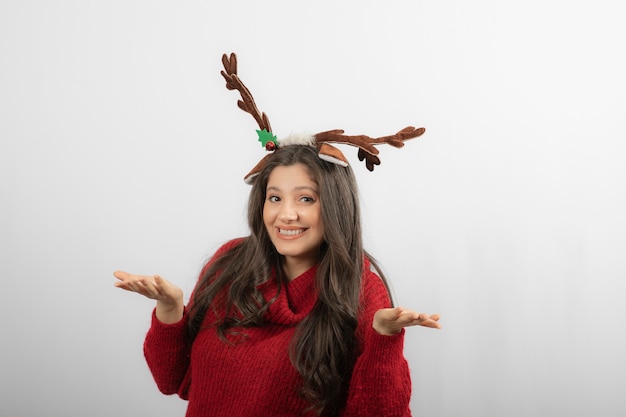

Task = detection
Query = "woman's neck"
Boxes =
[282,257,316,281]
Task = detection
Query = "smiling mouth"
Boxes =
[278,228,306,236]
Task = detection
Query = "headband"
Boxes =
[220,53,425,183]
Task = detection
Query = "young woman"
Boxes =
[114,53,440,417]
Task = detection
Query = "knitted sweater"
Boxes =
[144,240,412,417]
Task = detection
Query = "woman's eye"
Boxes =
[268,196,280,202]
[300,196,315,203]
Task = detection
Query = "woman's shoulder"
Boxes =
[361,257,392,305]
[199,237,247,276]
[215,237,246,256]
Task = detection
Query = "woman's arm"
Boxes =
[341,271,440,417]
[143,308,192,398]
[343,327,412,417]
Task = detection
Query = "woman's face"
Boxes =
[263,163,324,275]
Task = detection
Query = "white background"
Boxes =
[1,1,625,416]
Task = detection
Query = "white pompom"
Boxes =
[278,132,316,147]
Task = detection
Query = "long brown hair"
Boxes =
[187,145,392,415]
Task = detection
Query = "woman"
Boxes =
[114,53,440,417]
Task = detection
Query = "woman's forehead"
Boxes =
[266,164,318,191]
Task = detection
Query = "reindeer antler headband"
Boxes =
[221,53,425,183]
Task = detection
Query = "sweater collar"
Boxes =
[261,264,318,326]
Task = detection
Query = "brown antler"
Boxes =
[220,53,272,133]
[314,126,425,171]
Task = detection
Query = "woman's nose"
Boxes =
[278,203,297,222]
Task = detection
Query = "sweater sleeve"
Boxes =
[341,271,412,417]
[143,309,192,399]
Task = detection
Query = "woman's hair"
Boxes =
[187,145,392,416]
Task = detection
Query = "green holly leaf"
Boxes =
[256,129,278,147]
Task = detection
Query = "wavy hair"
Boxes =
[187,145,391,416]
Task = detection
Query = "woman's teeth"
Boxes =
[279,228,304,236]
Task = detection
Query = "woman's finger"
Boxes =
[113,270,131,281]
[398,311,442,329]
[113,270,147,284]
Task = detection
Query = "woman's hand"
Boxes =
[373,307,441,336]
[113,271,184,324]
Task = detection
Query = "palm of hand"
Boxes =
[113,270,183,305]
[373,307,441,336]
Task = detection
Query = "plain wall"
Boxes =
[1,1,625,416]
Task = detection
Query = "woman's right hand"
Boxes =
[114,271,184,324]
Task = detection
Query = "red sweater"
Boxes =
[144,240,412,417]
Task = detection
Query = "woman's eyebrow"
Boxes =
[266,185,319,193]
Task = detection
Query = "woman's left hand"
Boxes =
[373,307,441,335]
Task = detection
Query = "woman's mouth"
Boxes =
[278,228,306,236]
